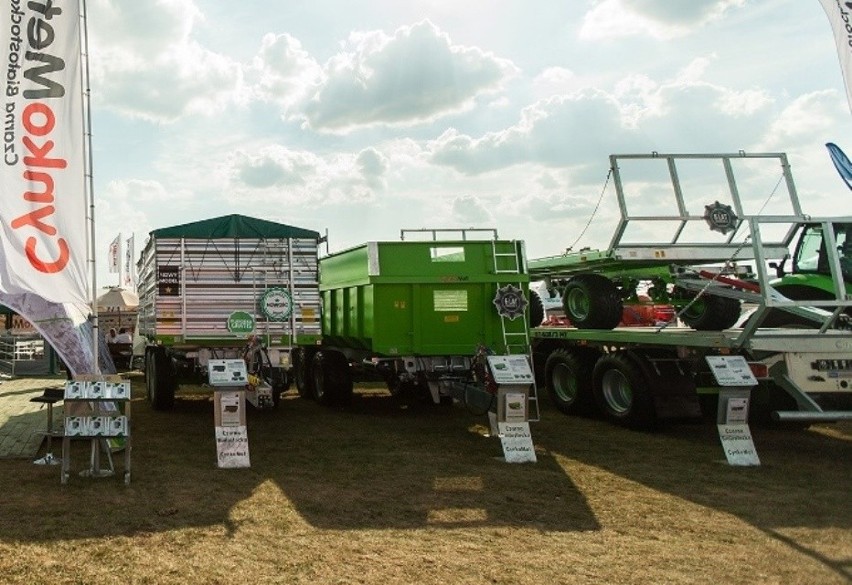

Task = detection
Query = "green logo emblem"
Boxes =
[227,311,255,334]
[260,287,293,321]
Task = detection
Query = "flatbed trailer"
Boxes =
[528,152,852,428]
[530,323,852,429]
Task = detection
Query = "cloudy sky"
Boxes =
[86,0,852,288]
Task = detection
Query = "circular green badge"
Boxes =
[227,311,255,334]
[260,287,293,321]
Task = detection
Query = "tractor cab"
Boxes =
[790,222,852,283]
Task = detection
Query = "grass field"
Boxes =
[0,375,849,584]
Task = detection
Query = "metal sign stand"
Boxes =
[208,359,251,469]
[706,356,760,466]
[487,355,537,463]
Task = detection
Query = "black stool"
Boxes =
[30,386,64,465]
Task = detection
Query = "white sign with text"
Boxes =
[497,422,537,463]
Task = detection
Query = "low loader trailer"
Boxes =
[528,152,852,429]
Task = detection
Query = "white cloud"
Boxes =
[357,148,389,189]
[88,0,243,122]
[450,194,494,224]
[428,90,640,175]
[246,33,323,108]
[428,62,777,178]
[580,0,745,40]
[100,179,190,203]
[224,145,386,205]
[231,147,320,189]
[296,20,518,132]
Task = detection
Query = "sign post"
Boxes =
[208,359,251,469]
[487,355,537,463]
[706,356,760,466]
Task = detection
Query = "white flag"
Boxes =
[108,234,121,274]
[123,234,135,289]
[819,0,852,113]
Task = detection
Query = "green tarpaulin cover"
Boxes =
[150,214,320,240]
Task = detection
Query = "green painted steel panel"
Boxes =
[320,239,529,356]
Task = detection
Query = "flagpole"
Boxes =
[80,0,99,374]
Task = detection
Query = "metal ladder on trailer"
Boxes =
[491,240,540,422]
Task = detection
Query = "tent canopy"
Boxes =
[97,287,139,311]
[149,214,320,240]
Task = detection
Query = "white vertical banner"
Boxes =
[0,1,89,305]
[123,234,135,289]
[818,0,852,113]
[108,233,121,274]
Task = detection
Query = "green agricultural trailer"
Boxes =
[527,153,852,430]
[137,214,323,410]
[293,229,538,414]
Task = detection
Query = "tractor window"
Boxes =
[838,227,851,281]
[794,225,824,273]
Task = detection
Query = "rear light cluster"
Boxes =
[747,362,769,379]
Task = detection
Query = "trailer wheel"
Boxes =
[529,289,545,327]
[544,348,598,415]
[592,352,656,429]
[294,348,316,399]
[146,347,175,411]
[311,350,352,406]
[562,274,622,330]
[680,293,740,331]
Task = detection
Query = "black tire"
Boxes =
[271,378,288,408]
[311,350,352,406]
[529,289,545,327]
[680,293,741,331]
[562,274,622,330]
[294,348,316,399]
[544,348,597,415]
[591,352,656,430]
[147,347,175,410]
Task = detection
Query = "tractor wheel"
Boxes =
[544,348,598,415]
[592,352,656,430]
[562,274,622,330]
[680,293,741,331]
[529,289,545,327]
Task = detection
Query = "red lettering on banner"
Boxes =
[24,236,69,273]
[11,100,69,273]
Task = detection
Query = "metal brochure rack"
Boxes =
[61,376,131,485]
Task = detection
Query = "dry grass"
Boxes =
[0,374,849,585]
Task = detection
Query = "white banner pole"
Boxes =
[81,0,99,373]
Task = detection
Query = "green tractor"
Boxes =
[757,221,852,327]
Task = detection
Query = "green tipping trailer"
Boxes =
[293,229,538,412]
